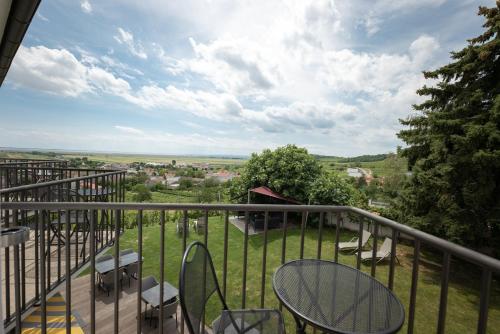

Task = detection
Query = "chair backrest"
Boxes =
[180,241,227,334]
[102,268,124,285]
[120,249,134,256]
[142,275,158,291]
[197,216,207,226]
[97,254,113,263]
[362,230,372,245]
[126,262,139,276]
[379,238,392,255]
[163,299,179,317]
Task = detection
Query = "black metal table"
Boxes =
[273,259,404,334]
[141,282,178,308]
[95,253,142,274]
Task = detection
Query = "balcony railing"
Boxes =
[0,158,68,169]
[1,201,499,334]
[0,164,120,189]
[1,170,125,332]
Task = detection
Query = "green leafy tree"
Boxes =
[179,178,193,190]
[397,3,500,254]
[132,184,152,202]
[229,145,323,203]
[309,172,365,207]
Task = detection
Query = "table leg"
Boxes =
[293,315,306,334]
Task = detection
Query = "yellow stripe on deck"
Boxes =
[21,293,84,334]
[24,315,77,323]
[22,327,84,334]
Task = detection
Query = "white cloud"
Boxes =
[409,35,440,66]
[9,45,91,97]
[8,45,131,99]
[114,125,144,135]
[36,13,49,22]
[81,0,92,14]
[114,28,147,59]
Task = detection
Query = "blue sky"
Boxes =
[0,0,495,156]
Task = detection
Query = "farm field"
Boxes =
[0,150,247,166]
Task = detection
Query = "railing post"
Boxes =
[334,212,341,262]
[222,211,229,299]
[114,209,120,334]
[388,229,398,291]
[407,239,420,334]
[260,211,269,308]
[300,211,307,259]
[371,222,379,277]
[242,211,249,308]
[65,208,71,334]
[159,210,165,334]
[90,209,96,334]
[137,210,143,334]
[477,268,492,334]
[317,212,324,259]
[437,252,450,334]
[356,217,363,269]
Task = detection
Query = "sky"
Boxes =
[0,0,495,156]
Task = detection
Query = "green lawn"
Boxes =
[88,215,500,333]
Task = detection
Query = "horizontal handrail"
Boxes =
[0,171,125,194]
[2,201,500,274]
[0,166,119,172]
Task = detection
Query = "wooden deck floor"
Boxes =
[62,276,183,334]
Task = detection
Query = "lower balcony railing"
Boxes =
[1,202,499,334]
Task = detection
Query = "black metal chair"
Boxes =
[179,241,285,334]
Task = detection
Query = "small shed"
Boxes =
[244,186,301,230]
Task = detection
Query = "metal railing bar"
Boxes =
[159,210,165,334]
[300,211,306,259]
[5,207,10,321]
[180,210,188,334]
[137,210,143,334]
[0,171,125,194]
[260,211,269,308]
[334,213,341,262]
[204,209,209,246]
[90,210,96,334]
[371,222,379,277]
[34,208,40,300]
[279,211,288,312]
[437,252,450,334]
[14,244,21,334]
[222,211,229,300]
[281,211,288,265]
[65,209,71,334]
[40,210,47,334]
[242,211,249,308]
[114,209,120,334]
[388,229,398,291]
[356,219,363,270]
[317,212,324,260]
[477,268,492,334]
[407,239,420,334]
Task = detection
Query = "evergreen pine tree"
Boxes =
[398,2,500,255]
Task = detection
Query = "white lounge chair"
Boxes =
[360,237,399,264]
[193,216,207,234]
[338,230,371,253]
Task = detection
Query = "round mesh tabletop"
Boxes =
[273,259,404,334]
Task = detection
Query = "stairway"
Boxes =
[21,293,84,334]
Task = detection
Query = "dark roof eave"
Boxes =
[0,0,40,87]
